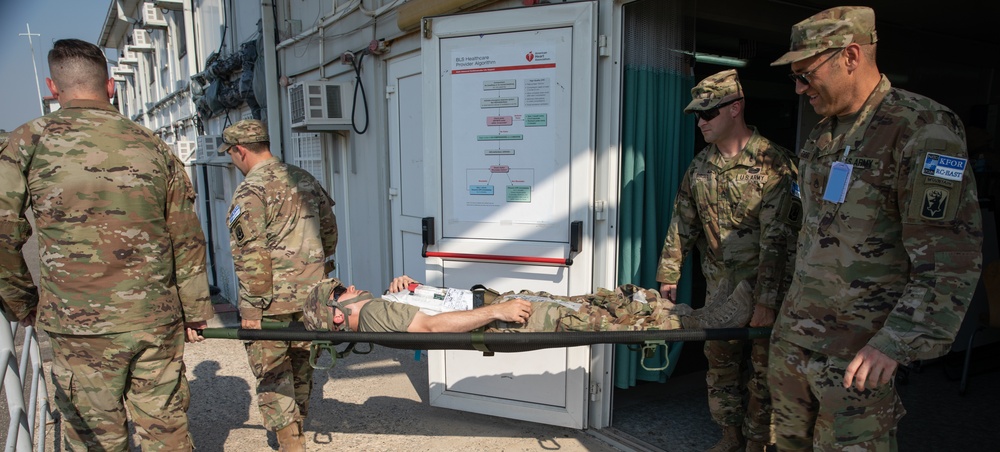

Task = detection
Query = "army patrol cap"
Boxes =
[303,278,346,331]
[303,278,374,332]
[218,119,269,154]
[771,6,878,66]
[683,69,743,113]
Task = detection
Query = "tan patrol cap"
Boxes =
[770,6,878,66]
[683,69,743,113]
[218,119,269,154]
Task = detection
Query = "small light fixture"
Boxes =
[693,52,748,68]
[669,49,748,68]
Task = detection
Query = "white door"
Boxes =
[387,54,430,279]
[421,2,598,429]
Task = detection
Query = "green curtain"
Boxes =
[614,65,696,389]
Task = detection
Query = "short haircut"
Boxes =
[48,39,109,95]
[242,141,269,153]
[862,43,878,62]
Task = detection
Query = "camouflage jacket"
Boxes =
[228,157,338,320]
[0,99,213,334]
[773,76,983,364]
[656,128,801,310]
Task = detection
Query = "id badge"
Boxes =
[822,162,853,203]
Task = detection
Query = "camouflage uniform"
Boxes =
[656,70,801,443]
[305,281,686,333]
[769,7,983,451]
[222,120,338,432]
[0,98,213,451]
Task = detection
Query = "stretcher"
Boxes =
[199,323,771,371]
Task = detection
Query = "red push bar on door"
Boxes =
[421,218,582,267]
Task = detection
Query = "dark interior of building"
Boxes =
[610,1,1000,450]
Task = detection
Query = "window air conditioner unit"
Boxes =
[174,140,196,163]
[153,0,183,11]
[141,3,168,30]
[131,29,153,52]
[197,135,227,161]
[287,81,352,130]
[119,48,139,65]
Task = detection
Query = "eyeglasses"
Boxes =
[695,97,744,122]
[788,48,844,85]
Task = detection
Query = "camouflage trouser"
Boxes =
[767,337,905,451]
[704,337,772,441]
[486,284,683,332]
[246,312,314,431]
[48,320,192,452]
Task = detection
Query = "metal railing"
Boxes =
[1,316,49,452]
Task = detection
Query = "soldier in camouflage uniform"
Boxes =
[656,69,801,452]
[301,275,755,334]
[221,119,338,451]
[769,6,983,451]
[0,39,213,451]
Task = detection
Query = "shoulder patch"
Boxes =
[919,187,950,220]
[234,222,247,245]
[228,204,244,227]
[921,153,966,182]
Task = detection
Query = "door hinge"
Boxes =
[386,85,396,99]
[589,382,602,401]
[598,34,610,57]
[422,18,432,39]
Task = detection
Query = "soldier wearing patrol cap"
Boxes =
[769,6,983,451]
[657,69,801,452]
[222,119,339,451]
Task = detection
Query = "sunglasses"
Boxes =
[788,48,844,85]
[695,97,744,121]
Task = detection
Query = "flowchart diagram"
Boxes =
[448,45,561,221]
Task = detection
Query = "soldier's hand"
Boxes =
[388,275,418,293]
[749,304,775,327]
[844,345,899,391]
[185,321,208,342]
[241,319,262,330]
[494,298,532,324]
[659,283,677,301]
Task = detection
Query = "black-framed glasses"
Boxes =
[695,97,744,122]
[788,48,844,85]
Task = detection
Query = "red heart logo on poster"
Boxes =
[525,52,534,62]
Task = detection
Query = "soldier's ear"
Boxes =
[45,78,59,98]
[106,78,115,100]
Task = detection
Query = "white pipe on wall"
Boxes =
[261,0,283,160]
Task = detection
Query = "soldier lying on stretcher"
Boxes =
[302,275,753,333]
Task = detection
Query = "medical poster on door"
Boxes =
[440,28,573,242]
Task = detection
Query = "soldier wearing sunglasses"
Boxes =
[768,6,982,451]
[656,69,801,452]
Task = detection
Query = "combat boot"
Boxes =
[745,440,769,451]
[706,425,745,452]
[681,279,753,329]
[276,420,306,452]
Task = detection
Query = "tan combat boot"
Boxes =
[706,425,745,452]
[745,440,769,451]
[682,279,753,329]
[276,421,306,452]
